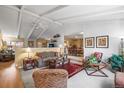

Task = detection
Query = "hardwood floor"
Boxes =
[0,61,24,88]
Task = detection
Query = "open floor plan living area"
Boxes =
[0,5,124,88]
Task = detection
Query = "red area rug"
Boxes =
[57,63,84,78]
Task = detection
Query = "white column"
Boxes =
[56,35,64,47]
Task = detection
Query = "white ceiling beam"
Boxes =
[23,10,63,26]
[17,6,24,38]
[4,6,124,23]
[39,5,68,16]
[24,10,53,22]
[23,9,63,26]
[56,7,124,21]
[35,6,68,39]
[26,6,68,39]
[26,23,37,39]
[3,5,63,39]
[3,5,20,11]
[3,5,62,25]
[37,28,48,39]
[84,9,124,18]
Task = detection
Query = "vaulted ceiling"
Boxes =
[0,5,124,40]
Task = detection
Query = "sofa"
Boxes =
[35,52,59,67]
[32,69,68,88]
[0,49,15,62]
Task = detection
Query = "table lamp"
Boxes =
[27,47,31,58]
[59,44,63,57]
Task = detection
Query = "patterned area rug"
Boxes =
[57,63,84,78]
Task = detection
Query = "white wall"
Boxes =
[83,19,124,60]
[57,19,124,60]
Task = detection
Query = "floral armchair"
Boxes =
[85,52,103,66]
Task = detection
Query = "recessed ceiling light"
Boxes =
[80,32,84,34]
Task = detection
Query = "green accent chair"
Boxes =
[109,54,124,72]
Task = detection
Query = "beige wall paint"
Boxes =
[3,35,24,42]
[65,38,83,48]
[36,39,48,47]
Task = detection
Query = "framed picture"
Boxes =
[85,37,95,48]
[96,35,109,48]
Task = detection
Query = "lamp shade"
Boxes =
[26,47,31,53]
[59,44,63,48]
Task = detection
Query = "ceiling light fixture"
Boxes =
[80,32,84,34]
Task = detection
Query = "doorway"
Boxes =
[64,33,84,63]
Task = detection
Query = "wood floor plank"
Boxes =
[0,61,24,88]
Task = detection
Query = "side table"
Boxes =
[23,57,38,70]
[48,59,56,69]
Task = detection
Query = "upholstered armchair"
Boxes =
[109,54,124,72]
[115,72,124,88]
[32,69,68,88]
